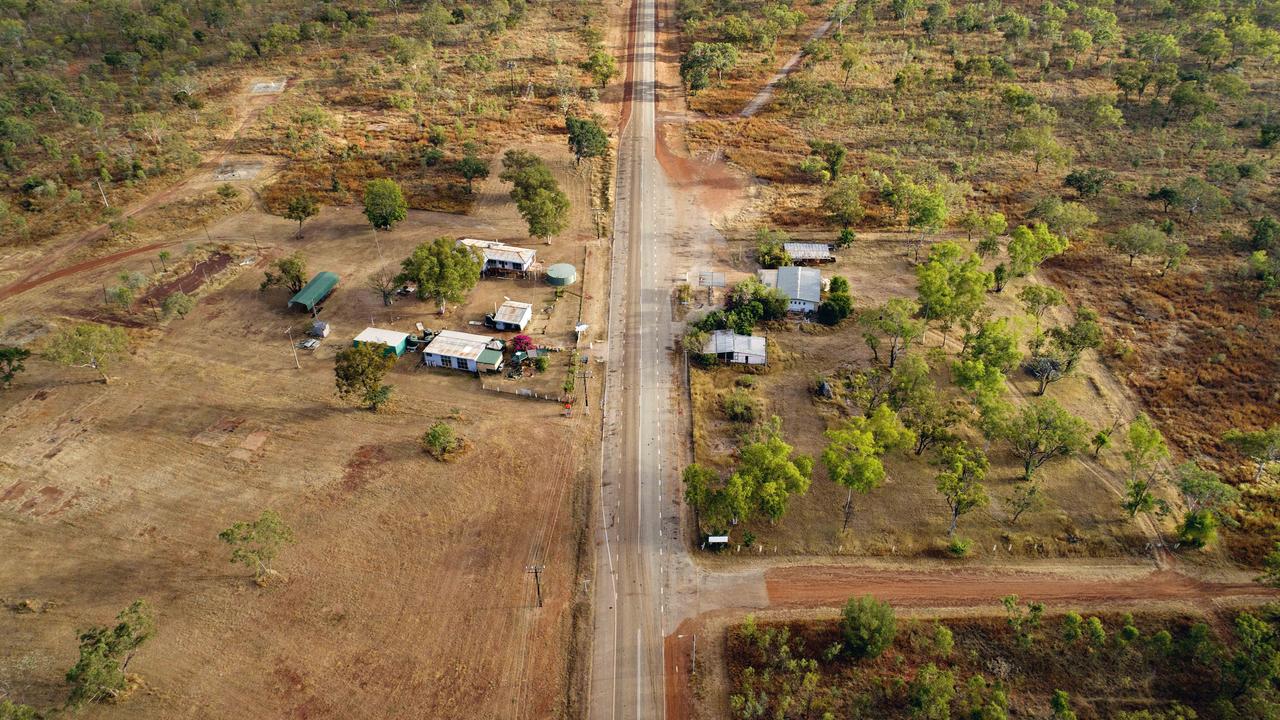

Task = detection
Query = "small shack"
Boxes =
[784,242,834,264]
[458,238,537,275]
[547,263,577,287]
[423,330,504,373]
[703,329,767,366]
[353,327,410,357]
[288,272,339,313]
[757,266,822,313]
[489,300,533,331]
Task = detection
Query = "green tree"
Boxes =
[841,595,897,659]
[995,398,1089,480]
[421,421,460,460]
[1010,126,1071,173]
[363,178,408,231]
[859,298,925,368]
[808,139,848,181]
[284,193,319,235]
[1028,307,1103,395]
[1223,424,1280,482]
[1017,284,1065,332]
[0,345,31,388]
[1108,222,1166,267]
[822,404,916,530]
[915,241,992,346]
[581,47,618,88]
[891,357,964,455]
[566,115,609,165]
[1002,594,1044,648]
[395,237,483,313]
[953,318,1020,396]
[500,150,570,241]
[755,227,792,268]
[218,510,294,580]
[65,600,155,707]
[162,291,195,319]
[680,42,738,91]
[260,251,308,294]
[44,323,128,384]
[1052,690,1078,720]
[1174,176,1227,219]
[1062,611,1084,642]
[935,442,990,538]
[456,153,490,194]
[1174,461,1239,548]
[334,342,396,411]
[1121,414,1169,518]
[1007,223,1068,277]
[823,175,866,227]
[905,181,949,261]
[909,664,955,720]
[734,418,814,522]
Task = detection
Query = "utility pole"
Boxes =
[525,565,544,608]
[285,326,300,370]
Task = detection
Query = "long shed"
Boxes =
[288,272,339,313]
[353,327,410,356]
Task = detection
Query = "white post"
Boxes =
[286,327,300,370]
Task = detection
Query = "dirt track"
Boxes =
[0,87,281,304]
[765,565,1277,608]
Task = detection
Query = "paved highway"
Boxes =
[591,0,681,716]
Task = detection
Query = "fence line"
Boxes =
[478,382,569,404]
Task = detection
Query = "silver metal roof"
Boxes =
[703,329,767,359]
[783,242,833,261]
[493,300,533,325]
[425,329,497,362]
[757,266,822,303]
[458,238,536,267]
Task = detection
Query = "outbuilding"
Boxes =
[703,329,767,366]
[458,238,537,274]
[757,266,822,313]
[423,330,505,373]
[783,242,834,264]
[488,300,534,331]
[353,327,410,357]
[288,272,339,313]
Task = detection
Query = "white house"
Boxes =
[458,238,536,274]
[703,329,767,365]
[490,300,533,331]
[423,330,504,373]
[757,266,823,313]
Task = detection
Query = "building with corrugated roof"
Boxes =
[757,266,823,313]
[783,242,834,264]
[458,238,536,274]
[702,329,767,365]
[423,330,504,373]
[489,300,533,331]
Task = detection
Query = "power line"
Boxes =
[524,565,545,608]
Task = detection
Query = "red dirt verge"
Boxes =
[764,565,1279,609]
[666,619,696,720]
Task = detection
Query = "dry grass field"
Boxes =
[0,17,619,710]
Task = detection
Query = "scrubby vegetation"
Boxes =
[0,0,613,245]
[678,0,1280,563]
[725,601,1280,719]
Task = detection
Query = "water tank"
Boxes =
[546,263,577,286]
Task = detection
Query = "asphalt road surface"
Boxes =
[591,0,684,716]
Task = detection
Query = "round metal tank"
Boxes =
[546,263,577,286]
